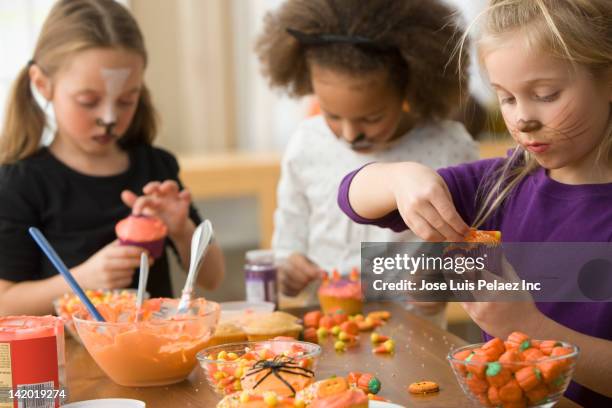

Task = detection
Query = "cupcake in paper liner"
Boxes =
[443,229,503,286]
[115,215,168,258]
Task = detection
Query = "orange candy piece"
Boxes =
[367,311,391,321]
[514,366,542,392]
[332,311,348,326]
[538,340,561,355]
[340,321,359,336]
[304,311,322,328]
[319,315,334,329]
[303,327,319,344]
[521,347,545,362]
[498,379,523,403]
[525,384,549,404]
[488,386,502,406]
[507,331,530,349]
[498,350,522,373]
[466,373,489,394]
[467,352,489,379]
[481,338,505,361]
[464,229,501,243]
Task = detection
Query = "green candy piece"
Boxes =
[368,377,382,394]
[520,340,531,351]
[551,375,565,389]
[534,367,542,382]
[465,352,475,362]
[486,362,502,377]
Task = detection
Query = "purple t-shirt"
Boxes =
[338,158,612,406]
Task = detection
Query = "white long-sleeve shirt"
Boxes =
[272,116,479,276]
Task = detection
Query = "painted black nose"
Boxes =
[351,133,366,145]
[516,119,542,133]
[96,118,117,135]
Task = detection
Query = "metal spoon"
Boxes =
[176,220,214,315]
[135,252,149,322]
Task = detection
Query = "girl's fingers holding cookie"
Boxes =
[142,181,162,195]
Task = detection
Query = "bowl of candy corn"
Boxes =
[448,331,579,407]
[197,339,321,396]
[54,289,145,343]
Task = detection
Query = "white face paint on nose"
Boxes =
[100,68,131,124]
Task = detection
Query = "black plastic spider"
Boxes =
[243,355,314,396]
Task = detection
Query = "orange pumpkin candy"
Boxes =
[498,379,523,403]
[498,350,522,373]
[538,340,562,355]
[514,366,542,392]
[485,362,512,388]
[466,373,489,394]
[481,337,506,361]
[304,311,322,328]
[521,347,546,362]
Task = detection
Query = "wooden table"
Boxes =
[65,302,581,407]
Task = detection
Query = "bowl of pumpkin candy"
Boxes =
[197,339,321,396]
[448,331,579,407]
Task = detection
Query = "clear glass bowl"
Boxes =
[197,339,321,396]
[448,341,579,408]
[53,289,145,343]
[73,298,219,387]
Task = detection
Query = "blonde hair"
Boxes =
[0,0,158,164]
[463,0,612,227]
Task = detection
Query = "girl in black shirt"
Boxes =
[0,0,225,315]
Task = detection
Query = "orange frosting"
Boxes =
[309,389,368,408]
[318,272,362,300]
[74,298,218,387]
[115,215,168,242]
[464,229,501,243]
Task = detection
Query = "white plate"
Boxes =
[61,399,145,408]
[369,401,406,408]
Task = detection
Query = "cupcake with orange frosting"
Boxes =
[216,390,299,408]
[317,269,363,316]
[115,214,168,258]
[464,228,501,243]
[296,377,368,408]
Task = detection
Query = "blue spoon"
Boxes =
[29,227,105,322]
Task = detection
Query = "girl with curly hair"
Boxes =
[256,0,479,314]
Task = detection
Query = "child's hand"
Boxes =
[72,240,152,289]
[121,180,192,238]
[461,257,540,337]
[279,253,325,296]
[462,301,543,339]
[389,162,469,241]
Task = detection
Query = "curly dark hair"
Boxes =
[255,0,469,120]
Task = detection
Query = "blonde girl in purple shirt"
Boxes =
[339,0,612,404]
